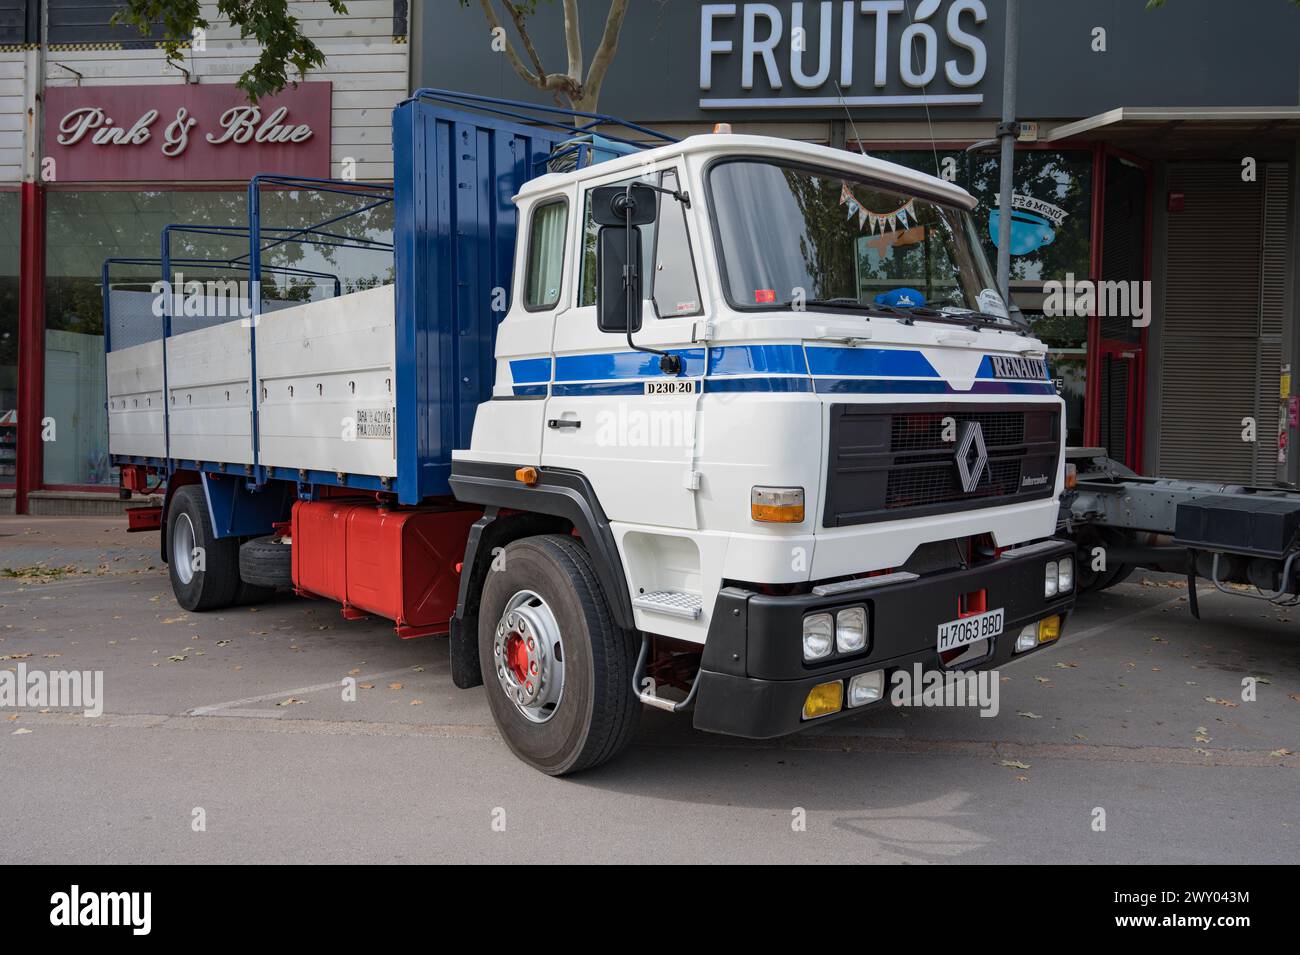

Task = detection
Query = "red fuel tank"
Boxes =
[291,499,482,638]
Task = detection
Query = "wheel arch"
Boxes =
[159,469,202,563]
[447,462,637,689]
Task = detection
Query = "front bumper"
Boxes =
[692,539,1075,738]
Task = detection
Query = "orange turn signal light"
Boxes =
[751,486,805,523]
[515,466,539,485]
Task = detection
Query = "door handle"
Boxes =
[547,419,581,430]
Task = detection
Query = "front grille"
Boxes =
[885,457,1023,509]
[823,402,1060,527]
[890,411,1025,453]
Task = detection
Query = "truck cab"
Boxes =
[449,133,1074,761]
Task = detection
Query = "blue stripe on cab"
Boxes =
[555,348,706,381]
[552,381,647,397]
[708,344,806,376]
[803,346,940,378]
[704,377,813,393]
[509,357,552,384]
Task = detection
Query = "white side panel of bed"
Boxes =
[106,340,166,460]
[165,321,255,466]
[255,284,397,478]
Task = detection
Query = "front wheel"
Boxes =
[478,535,640,776]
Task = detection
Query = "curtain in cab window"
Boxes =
[525,201,567,308]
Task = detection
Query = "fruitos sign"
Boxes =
[43,82,332,182]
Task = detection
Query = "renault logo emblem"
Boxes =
[955,420,989,493]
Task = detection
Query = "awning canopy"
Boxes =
[1045,106,1300,160]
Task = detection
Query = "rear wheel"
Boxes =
[167,485,240,611]
[478,535,640,776]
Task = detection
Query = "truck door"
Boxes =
[477,189,575,464]
[542,167,706,530]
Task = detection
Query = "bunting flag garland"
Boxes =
[837,186,916,237]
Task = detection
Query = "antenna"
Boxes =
[832,81,868,157]
[902,0,942,178]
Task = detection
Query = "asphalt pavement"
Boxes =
[1,515,1296,864]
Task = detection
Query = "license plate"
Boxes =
[936,607,1004,652]
[645,379,695,395]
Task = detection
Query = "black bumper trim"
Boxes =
[692,538,1076,738]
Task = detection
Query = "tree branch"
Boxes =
[562,0,583,83]
[477,0,543,88]
[580,0,630,110]
[503,1,548,81]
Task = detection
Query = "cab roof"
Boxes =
[515,133,977,210]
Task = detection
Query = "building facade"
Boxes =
[2,0,409,514]
[416,0,1300,487]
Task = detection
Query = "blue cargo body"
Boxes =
[391,97,570,504]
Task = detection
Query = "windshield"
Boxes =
[709,159,1014,325]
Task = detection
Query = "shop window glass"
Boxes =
[44,188,393,486]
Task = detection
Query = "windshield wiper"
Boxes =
[799,299,1029,334]
[804,299,955,326]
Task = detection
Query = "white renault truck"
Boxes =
[108,90,1074,774]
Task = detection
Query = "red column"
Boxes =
[15,180,44,514]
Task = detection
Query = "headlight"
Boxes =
[847,670,884,707]
[1044,561,1059,598]
[1057,556,1074,593]
[1014,625,1038,653]
[802,612,834,661]
[835,607,866,654]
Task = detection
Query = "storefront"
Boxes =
[7,0,409,514]
[416,0,1300,486]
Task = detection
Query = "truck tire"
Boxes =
[239,535,293,590]
[477,534,641,776]
[167,484,240,612]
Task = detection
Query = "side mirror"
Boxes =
[591,182,658,226]
[596,225,642,334]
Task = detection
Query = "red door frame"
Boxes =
[1084,142,1155,473]
[15,181,44,513]
[0,184,18,492]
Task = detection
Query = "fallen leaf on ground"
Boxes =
[12,727,32,735]
[388,682,403,690]
[999,759,1031,770]
[276,697,304,707]
[1017,711,1043,719]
